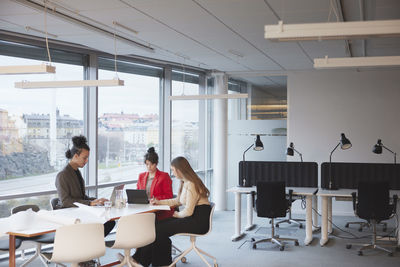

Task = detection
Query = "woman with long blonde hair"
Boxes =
[133,156,211,267]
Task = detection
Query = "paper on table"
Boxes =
[37,210,80,225]
[74,202,105,217]
[8,208,36,231]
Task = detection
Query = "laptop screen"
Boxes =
[110,184,125,205]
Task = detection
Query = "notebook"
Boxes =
[126,189,149,204]
[110,184,125,206]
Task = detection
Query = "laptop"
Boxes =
[110,184,125,206]
[126,189,149,204]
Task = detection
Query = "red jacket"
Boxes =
[137,169,174,220]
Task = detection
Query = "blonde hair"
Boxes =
[171,156,210,198]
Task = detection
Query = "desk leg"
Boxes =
[328,198,333,234]
[320,196,329,246]
[245,193,256,231]
[231,192,245,241]
[304,195,313,245]
[312,195,320,231]
[9,235,16,267]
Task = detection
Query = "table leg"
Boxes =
[320,196,329,246]
[245,193,256,231]
[312,195,320,231]
[231,192,245,241]
[304,195,313,245]
[9,235,15,267]
[328,198,333,234]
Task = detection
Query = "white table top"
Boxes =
[227,186,318,196]
[317,188,400,197]
[0,204,169,237]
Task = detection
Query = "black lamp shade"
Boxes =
[287,142,294,156]
[340,133,352,150]
[254,135,264,151]
[372,139,383,154]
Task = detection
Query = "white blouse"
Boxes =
[159,179,209,218]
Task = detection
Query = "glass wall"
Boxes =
[97,66,161,187]
[0,55,84,199]
[171,70,200,170]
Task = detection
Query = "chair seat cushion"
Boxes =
[19,232,55,243]
[0,238,22,250]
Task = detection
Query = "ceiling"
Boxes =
[0,0,400,89]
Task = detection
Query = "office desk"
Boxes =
[317,189,400,246]
[3,204,169,267]
[227,186,318,245]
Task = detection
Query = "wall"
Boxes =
[288,69,400,215]
[227,120,286,210]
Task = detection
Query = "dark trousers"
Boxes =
[104,220,116,236]
[133,204,211,267]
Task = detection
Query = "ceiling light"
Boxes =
[25,26,58,38]
[113,21,138,35]
[15,78,124,89]
[0,64,55,75]
[169,93,248,100]
[314,56,400,69]
[265,20,400,41]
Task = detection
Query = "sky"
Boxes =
[1,55,199,122]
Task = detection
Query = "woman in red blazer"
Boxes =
[137,147,174,220]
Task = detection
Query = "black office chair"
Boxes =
[50,197,62,210]
[252,181,299,251]
[346,181,397,256]
[12,204,56,267]
[274,194,304,229]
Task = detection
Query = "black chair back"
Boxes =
[357,181,391,221]
[256,181,287,219]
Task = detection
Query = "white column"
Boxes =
[212,72,228,211]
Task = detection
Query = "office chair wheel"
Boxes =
[345,223,349,228]
[276,224,279,228]
[358,251,363,256]
[388,252,393,257]
[250,238,255,242]
[252,244,257,249]
[279,246,285,251]
[299,224,303,229]
[346,244,352,249]
[295,241,299,246]
[214,264,218,267]
[181,257,187,263]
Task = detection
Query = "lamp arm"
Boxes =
[293,148,303,162]
[243,144,254,162]
[382,145,397,164]
[330,142,340,163]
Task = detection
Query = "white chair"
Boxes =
[43,223,105,267]
[169,203,217,267]
[106,213,156,267]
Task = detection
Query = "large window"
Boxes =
[97,60,162,186]
[0,55,84,199]
[171,70,200,170]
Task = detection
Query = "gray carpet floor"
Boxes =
[1,210,399,267]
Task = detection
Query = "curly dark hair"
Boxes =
[65,135,90,159]
[144,147,158,165]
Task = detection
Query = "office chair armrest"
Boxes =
[351,192,357,211]
[288,189,293,207]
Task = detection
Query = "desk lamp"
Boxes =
[241,135,264,187]
[287,142,303,162]
[329,133,352,190]
[372,139,397,164]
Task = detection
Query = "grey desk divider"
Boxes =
[321,162,400,189]
[239,161,318,187]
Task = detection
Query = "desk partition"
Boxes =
[321,162,400,189]
[239,161,318,187]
